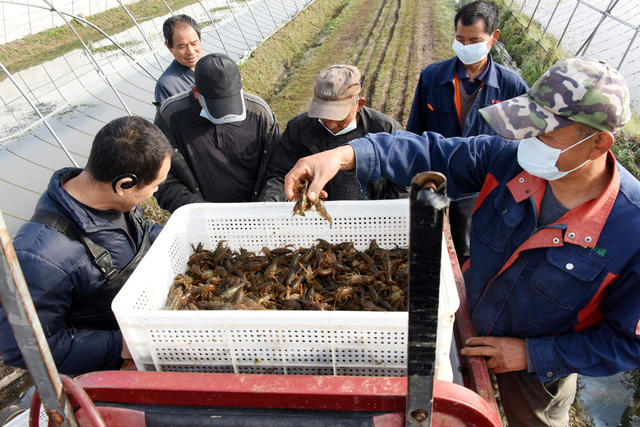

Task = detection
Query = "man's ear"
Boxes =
[111,174,138,194]
[165,41,171,50]
[589,131,614,159]
[356,98,366,110]
[490,29,500,46]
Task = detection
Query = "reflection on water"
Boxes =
[577,370,640,426]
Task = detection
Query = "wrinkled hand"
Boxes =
[284,145,356,203]
[460,336,527,374]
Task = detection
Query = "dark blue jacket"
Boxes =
[406,57,529,137]
[350,131,640,382]
[0,168,162,376]
[155,59,195,105]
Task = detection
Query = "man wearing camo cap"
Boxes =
[283,57,640,426]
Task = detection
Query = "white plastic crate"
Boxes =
[112,200,459,377]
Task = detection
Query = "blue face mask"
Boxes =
[318,118,358,136]
[517,132,597,181]
[452,39,489,65]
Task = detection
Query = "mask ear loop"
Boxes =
[556,132,599,175]
[559,132,598,154]
[111,174,138,193]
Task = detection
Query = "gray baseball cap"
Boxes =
[309,65,361,121]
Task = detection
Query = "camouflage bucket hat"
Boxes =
[479,57,630,140]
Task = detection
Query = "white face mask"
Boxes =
[318,118,358,136]
[199,90,247,124]
[517,132,597,181]
[452,39,489,65]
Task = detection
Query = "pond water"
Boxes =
[578,371,640,426]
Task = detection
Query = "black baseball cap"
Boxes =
[194,53,243,118]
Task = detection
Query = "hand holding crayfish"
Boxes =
[292,179,333,227]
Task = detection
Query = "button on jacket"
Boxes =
[406,57,529,137]
[351,130,640,382]
[154,91,280,212]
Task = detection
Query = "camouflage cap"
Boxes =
[479,57,630,139]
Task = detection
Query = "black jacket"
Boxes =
[154,91,280,212]
[259,107,405,201]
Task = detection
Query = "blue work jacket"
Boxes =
[0,168,162,375]
[350,131,640,382]
[406,57,529,137]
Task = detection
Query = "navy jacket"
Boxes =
[351,131,640,382]
[0,168,162,376]
[406,57,529,137]
[155,59,195,105]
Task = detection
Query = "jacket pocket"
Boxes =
[530,246,606,311]
[471,188,522,254]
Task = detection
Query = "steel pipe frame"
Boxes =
[576,0,620,56]
[196,0,230,56]
[224,0,252,51]
[0,61,79,166]
[114,0,165,71]
[41,0,133,117]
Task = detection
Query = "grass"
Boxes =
[239,0,349,124]
[0,0,199,76]
[490,1,565,86]
[432,0,457,62]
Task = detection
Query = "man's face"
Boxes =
[320,98,364,134]
[167,22,201,70]
[538,124,597,172]
[122,155,171,211]
[455,18,499,55]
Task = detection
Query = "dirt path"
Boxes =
[262,0,436,127]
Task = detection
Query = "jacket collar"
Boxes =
[506,151,620,248]
[45,168,124,233]
[300,108,370,152]
[439,56,500,89]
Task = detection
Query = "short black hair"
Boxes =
[85,116,172,186]
[454,1,499,35]
[163,14,201,48]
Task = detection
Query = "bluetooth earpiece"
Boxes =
[111,173,138,193]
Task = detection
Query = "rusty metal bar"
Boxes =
[0,212,78,426]
[406,172,450,426]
